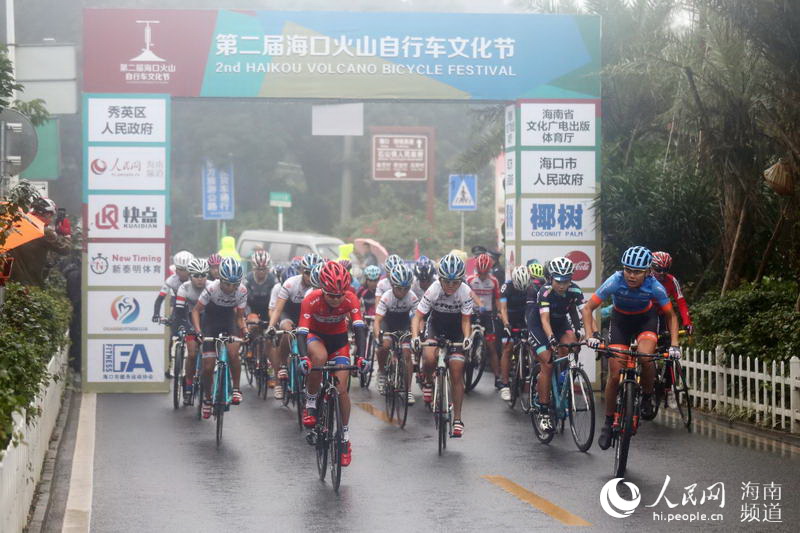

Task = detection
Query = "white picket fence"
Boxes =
[681,347,800,433]
[0,346,68,533]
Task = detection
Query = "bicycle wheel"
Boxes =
[242,343,254,386]
[672,363,692,432]
[215,366,227,448]
[329,389,344,491]
[613,381,636,478]
[507,348,520,409]
[316,396,328,481]
[396,355,409,429]
[642,362,662,421]
[172,342,184,410]
[519,347,532,413]
[384,357,397,420]
[436,373,446,455]
[567,367,595,452]
[361,330,374,388]
[196,377,204,420]
[464,332,485,392]
[296,372,306,430]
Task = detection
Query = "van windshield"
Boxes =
[317,242,341,260]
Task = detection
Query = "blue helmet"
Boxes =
[363,265,381,281]
[384,254,403,272]
[282,265,299,283]
[300,252,323,272]
[621,246,652,270]
[437,253,465,281]
[309,262,323,288]
[219,257,243,283]
[414,256,435,282]
[389,263,413,288]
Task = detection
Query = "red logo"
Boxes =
[565,250,591,281]
[91,158,107,175]
[95,204,119,230]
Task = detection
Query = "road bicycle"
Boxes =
[359,315,376,389]
[202,333,243,447]
[644,331,692,431]
[382,331,412,428]
[245,320,272,400]
[463,313,487,392]
[420,337,463,455]
[160,318,190,410]
[272,328,306,428]
[305,362,360,492]
[506,328,533,412]
[530,342,595,452]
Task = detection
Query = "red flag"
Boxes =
[413,238,420,260]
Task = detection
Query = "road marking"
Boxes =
[63,393,97,533]
[355,402,401,426]
[483,475,592,526]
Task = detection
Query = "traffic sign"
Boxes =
[372,134,428,181]
[449,174,477,211]
[202,160,234,220]
[269,191,292,208]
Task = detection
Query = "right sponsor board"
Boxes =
[87,145,167,190]
[520,245,597,289]
[87,241,167,287]
[87,290,166,334]
[86,337,165,383]
[520,150,595,195]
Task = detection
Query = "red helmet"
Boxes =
[319,261,352,294]
[250,250,271,268]
[475,253,493,273]
[651,251,672,271]
[207,253,223,266]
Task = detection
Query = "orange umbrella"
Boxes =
[0,210,45,252]
[353,238,389,265]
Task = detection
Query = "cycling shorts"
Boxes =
[609,307,659,347]
[308,331,350,365]
[550,317,574,339]
[424,318,464,355]
[201,304,238,353]
[201,322,238,355]
[501,318,527,343]
[527,324,550,355]
[477,312,500,342]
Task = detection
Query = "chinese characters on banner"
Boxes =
[83,94,171,391]
[202,160,235,220]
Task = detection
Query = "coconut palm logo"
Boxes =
[130,20,165,62]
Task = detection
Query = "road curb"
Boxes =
[691,408,800,447]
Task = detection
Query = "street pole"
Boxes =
[460,212,465,251]
[340,136,353,226]
[216,219,221,251]
[278,206,283,232]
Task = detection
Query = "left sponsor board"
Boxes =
[87,290,167,334]
[87,194,166,239]
[86,96,167,143]
[86,337,165,383]
[520,197,596,241]
[87,241,167,286]
[519,102,597,147]
[520,244,598,289]
[87,145,167,190]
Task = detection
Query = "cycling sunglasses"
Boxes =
[623,267,648,275]
[191,273,207,279]
[323,291,345,299]
[439,278,462,286]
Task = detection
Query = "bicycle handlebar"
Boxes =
[421,339,463,348]
[201,335,245,343]
[593,344,675,360]
[309,364,360,372]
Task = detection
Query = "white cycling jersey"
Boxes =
[198,279,247,309]
[374,277,392,300]
[268,283,281,311]
[175,280,211,312]
[417,280,473,316]
[158,273,183,298]
[411,278,432,300]
[376,289,419,316]
[277,274,310,304]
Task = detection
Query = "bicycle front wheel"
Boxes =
[567,367,595,452]
[384,358,397,421]
[436,373,447,455]
[673,363,692,432]
[329,389,345,491]
[172,342,184,410]
[243,344,254,386]
[613,381,636,478]
[215,367,227,448]
[316,397,328,481]
[507,348,520,409]
[296,372,306,430]
[464,333,485,392]
[519,347,532,413]
[361,330,374,388]
[396,355,409,429]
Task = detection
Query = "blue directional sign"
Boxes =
[449,174,477,211]
[202,160,234,220]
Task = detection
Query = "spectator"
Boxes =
[60,250,82,372]
[8,198,71,287]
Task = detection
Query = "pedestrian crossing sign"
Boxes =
[449,174,477,211]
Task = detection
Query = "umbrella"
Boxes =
[353,238,389,265]
[0,210,45,252]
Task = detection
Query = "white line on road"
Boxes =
[62,393,96,533]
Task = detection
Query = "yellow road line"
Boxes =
[483,475,592,527]
[63,393,97,533]
[355,402,401,427]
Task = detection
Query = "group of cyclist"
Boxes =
[152,241,694,465]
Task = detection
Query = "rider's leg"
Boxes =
[637,333,658,394]
[377,337,390,374]
[537,348,553,404]
[305,339,328,399]
[335,368,351,426]
[500,340,512,384]
[185,338,198,384]
[228,341,241,389]
[449,355,466,420]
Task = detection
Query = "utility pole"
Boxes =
[340,136,353,226]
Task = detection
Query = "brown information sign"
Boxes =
[372,134,428,181]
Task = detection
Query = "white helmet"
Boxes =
[187,258,209,276]
[549,256,575,281]
[173,250,195,269]
[511,266,531,291]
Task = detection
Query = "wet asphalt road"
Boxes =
[87,374,800,532]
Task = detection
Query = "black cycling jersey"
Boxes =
[500,281,527,326]
[537,282,585,326]
[244,271,276,319]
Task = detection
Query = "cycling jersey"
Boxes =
[538,283,585,321]
[590,271,672,314]
[466,273,500,313]
[175,280,210,315]
[376,289,419,332]
[297,289,364,336]
[158,273,183,299]
[418,280,473,340]
[243,271,276,320]
[268,283,280,311]
[198,280,247,345]
[499,281,528,327]
[655,273,692,327]
[411,278,433,299]
[374,277,392,300]
[356,286,377,316]
[277,274,312,322]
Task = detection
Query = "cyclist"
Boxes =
[535,257,585,430]
[651,251,694,336]
[305,261,324,294]
[267,253,323,390]
[375,254,404,300]
[173,258,210,404]
[582,246,681,450]
[152,250,194,325]
[191,257,248,418]
[243,250,279,396]
[297,261,368,467]
[497,266,533,402]
[357,265,381,316]
[374,263,419,401]
[207,253,222,281]
[466,253,502,389]
[411,253,473,438]
[411,255,435,299]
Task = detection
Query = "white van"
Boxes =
[237,230,344,263]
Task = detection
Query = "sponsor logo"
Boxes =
[600,478,641,519]
[90,253,109,275]
[103,343,153,374]
[119,20,178,84]
[93,203,160,230]
[95,204,119,230]
[90,158,107,175]
[565,250,592,281]
[110,296,140,324]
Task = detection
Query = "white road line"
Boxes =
[62,393,96,533]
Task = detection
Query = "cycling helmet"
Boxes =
[389,263,413,288]
[300,252,323,272]
[250,250,271,268]
[621,246,652,270]
[363,264,381,281]
[173,251,195,270]
[273,264,285,281]
[549,256,575,281]
[475,253,493,274]
[207,253,223,266]
[338,258,352,271]
[219,257,243,283]
[511,266,531,291]
[414,256,435,282]
[319,261,352,294]
[32,197,57,217]
[282,265,299,283]
[309,262,323,289]
[528,261,545,279]
[384,254,403,272]
[438,253,465,281]
[651,251,672,271]
[187,258,209,276]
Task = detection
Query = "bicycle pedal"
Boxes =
[305,432,317,446]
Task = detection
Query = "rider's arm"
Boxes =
[373,313,383,343]
[234,306,246,336]
[269,297,286,328]
[411,311,423,338]
[461,313,472,340]
[581,296,600,336]
[191,301,204,335]
[498,298,510,326]
[152,294,165,319]
[671,276,693,327]
[348,295,367,358]
[470,288,483,309]
[665,305,680,347]
[540,307,554,339]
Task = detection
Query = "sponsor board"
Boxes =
[520,197,596,241]
[87,145,167,190]
[87,194,166,239]
[520,150,595,195]
[505,104,516,147]
[519,102,597,147]
[505,150,515,191]
[86,337,165,383]
[87,241,167,286]
[86,96,167,143]
[87,291,166,334]
[519,244,597,288]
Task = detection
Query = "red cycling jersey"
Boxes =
[297,288,365,336]
[656,273,692,327]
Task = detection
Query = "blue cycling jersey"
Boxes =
[591,271,671,314]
